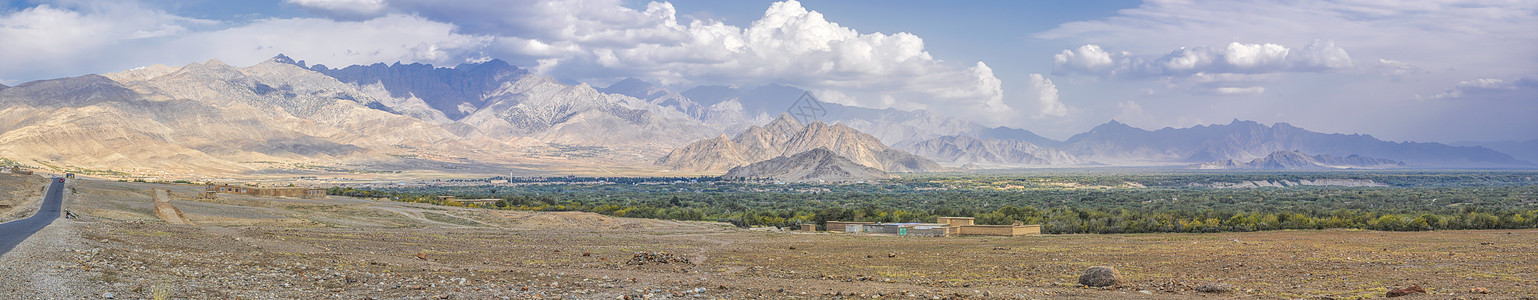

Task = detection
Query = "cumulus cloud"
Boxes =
[425,0,1014,122]
[1432,76,1538,99]
[0,0,1016,123]
[1023,74,1067,118]
[1054,40,1353,78]
[0,2,215,80]
[1054,45,1118,72]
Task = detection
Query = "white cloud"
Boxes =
[1209,86,1266,95]
[426,0,1014,123]
[1054,45,1117,72]
[1377,58,1424,80]
[287,0,389,19]
[164,14,490,68]
[1432,76,1538,99]
[811,89,857,106]
[0,3,214,80]
[1054,40,1353,78]
[1025,74,1067,118]
[1113,100,1144,124]
[0,0,1018,125]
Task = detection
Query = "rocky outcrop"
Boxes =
[722,147,890,182]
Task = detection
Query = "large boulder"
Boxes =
[1078,266,1122,287]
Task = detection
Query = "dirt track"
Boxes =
[2,179,1535,299]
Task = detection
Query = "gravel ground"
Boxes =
[0,217,111,299]
[5,179,1535,299]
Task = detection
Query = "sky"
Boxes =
[1,0,1535,143]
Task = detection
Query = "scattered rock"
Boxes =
[626,252,691,265]
[788,246,796,250]
[1078,266,1121,287]
[1196,283,1234,293]
[887,253,896,258]
[582,252,591,257]
[1470,287,1490,294]
[1386,285,1426,297]
[416,252,427,260]
[102,292,114,299]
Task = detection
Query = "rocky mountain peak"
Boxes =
[270,54,306,68]
[722,146,890,182]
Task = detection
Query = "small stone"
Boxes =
[103,292,114,299]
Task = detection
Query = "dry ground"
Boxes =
[2,179,1535,299]
[0,172,47,223]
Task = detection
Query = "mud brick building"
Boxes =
[207,183,325,199]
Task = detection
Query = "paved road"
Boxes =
[0,178,65,257]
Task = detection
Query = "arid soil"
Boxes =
[2,179,1535,299]
[0,172,47,223]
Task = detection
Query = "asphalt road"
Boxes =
[0,178,64,257]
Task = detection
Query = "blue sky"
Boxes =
[2,0,1535,143]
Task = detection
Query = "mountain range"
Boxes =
[1060,120,1528,168]
[896,135,1082,168]
[1453,140,1538,166]
[655,114,941,174]
[1190,151,1406,170]
[0,55,1530,179]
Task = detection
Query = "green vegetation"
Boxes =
[331,171,1538,233]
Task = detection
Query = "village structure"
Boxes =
[8,166,32,175]
[205,183,326,199]
[820,217,1041,237]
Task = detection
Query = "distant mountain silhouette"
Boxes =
[1191,151,1406,169]
[1064,119,1529,168]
